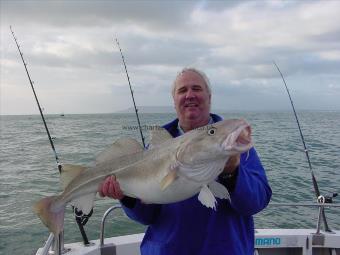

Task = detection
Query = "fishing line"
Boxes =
[10,26,62,173]
[115,38,146,148]
[273,61,333,232]
[10,26,91,245]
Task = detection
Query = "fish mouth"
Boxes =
[222,123,252,153]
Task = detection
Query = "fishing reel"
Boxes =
[314,193,338,234]
[317,193,338,204]
[72,206,94,245]
[325,193,338,203]
[73,206,93,226]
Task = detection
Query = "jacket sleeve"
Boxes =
[229,147,272,216]
[120,197,162,225]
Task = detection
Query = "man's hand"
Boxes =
[223,155,240,174]
[98,175,124,200]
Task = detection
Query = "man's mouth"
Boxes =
[184,103,198,108]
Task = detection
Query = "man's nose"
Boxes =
[185,89,195,99]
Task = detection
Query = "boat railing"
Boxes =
[37,201,340,255]
[100,205,122,246]
[39,231,70,255]
[270,193,339,235]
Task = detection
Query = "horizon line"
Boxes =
[1,109,340,116]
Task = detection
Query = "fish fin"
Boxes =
[149,128,173,148]
[60,164,87,190]
[160,170,178,190]
[198,185,217,210]
[208,181,230,200]
[33,196,65,235]
[70,193,96,215]
[96,137,144,163]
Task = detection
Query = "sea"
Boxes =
[0,112,339,255]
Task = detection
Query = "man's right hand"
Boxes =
[98,175,124,200]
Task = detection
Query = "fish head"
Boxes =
[176,119,252,182]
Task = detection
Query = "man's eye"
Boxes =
[193,87,202,91]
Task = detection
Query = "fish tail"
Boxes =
[33,196,65,235]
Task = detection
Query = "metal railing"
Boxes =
[269,199,340,234]
[38,205,123,254]
[37,201,340,254]
[100,205,122,246]
[39,231,68,255]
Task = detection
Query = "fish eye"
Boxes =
[207,127,216,136]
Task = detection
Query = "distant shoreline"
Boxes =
[1,109,340,116]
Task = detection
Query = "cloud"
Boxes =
[1,0,340,114]
[2,1,198,29]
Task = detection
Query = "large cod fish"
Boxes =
[34,119,252,235]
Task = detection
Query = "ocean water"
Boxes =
[0,112,339,255]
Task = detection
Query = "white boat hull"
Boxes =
[35,229,340,255]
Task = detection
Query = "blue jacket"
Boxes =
[121,114,272,255]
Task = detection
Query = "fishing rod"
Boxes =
[10,26,91,246]
[115,38,146,148]
[10,26,62,173]
[273,61,337,232]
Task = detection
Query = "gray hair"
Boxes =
[172,67,212,97]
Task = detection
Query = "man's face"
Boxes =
[173,71,211,129]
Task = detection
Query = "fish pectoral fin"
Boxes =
[208,181,230,200]
[160,170,178,190]
[61,164,87,190]
[198,185,217,210]
[70,193,96,215]
[96,137,144,164]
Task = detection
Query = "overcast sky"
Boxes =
[1,0,340,115]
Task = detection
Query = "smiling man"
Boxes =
[172,68,212,132]
[99,67,272,255]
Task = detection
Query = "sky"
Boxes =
[1,0,340,115]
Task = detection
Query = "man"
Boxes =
[99,68,272,255]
